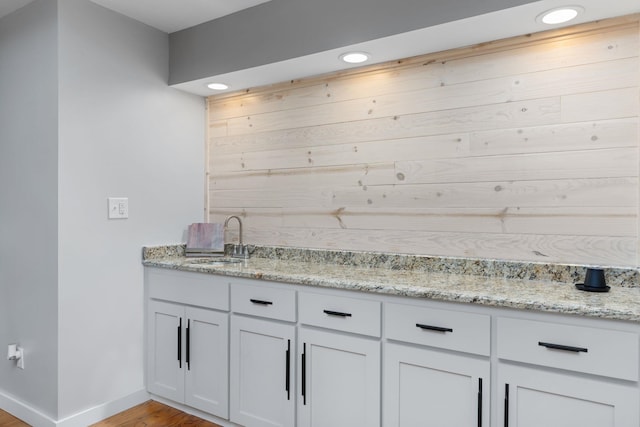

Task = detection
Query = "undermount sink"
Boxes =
[186,258,243,265]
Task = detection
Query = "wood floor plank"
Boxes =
[0,401,219,427]
[0,409,30,427]
[89,400,222,427]
[93,400,162,426]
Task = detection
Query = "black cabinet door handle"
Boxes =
[177,318,182,369]
[186,319,191,371]
[538,341,588,353]
[285,339,291,400]
[323,309,352,317]
[301,343,307,405]
[478,378,483,427]
[504,384,509,427]
[416,323,453,333]
[250,298,273,306]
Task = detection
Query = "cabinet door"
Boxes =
[147,300,184,402]
[184,306,229,418]
[298,327,380,427]
[230,315,295,427]
[384,342,489,427]
[498,364,640,427]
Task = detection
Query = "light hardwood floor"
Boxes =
[0,408,29,427]
[0,400,222,427]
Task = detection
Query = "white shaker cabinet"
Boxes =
[497,316,640,427]
[229,282,297,427]
[230,316,295,427]
[383,302,491,427]
[147,300,229,417]
[147,300,184,403]
[297,327,380,427]
[297,291,381,427]
[230,283,381,427]
[498,364,639,427]
[144,266,640,427]
[146,269,230,419]
[384,343,488,427]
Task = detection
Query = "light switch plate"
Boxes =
[108,197,129,219]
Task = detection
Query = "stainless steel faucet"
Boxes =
[224,215,249,258]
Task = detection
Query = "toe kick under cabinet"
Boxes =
[145,267,640,427]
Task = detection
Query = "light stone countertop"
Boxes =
[143,246,640,323]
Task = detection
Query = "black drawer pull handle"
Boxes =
[416,323,453,333]
[538,341,588,353]
[250,299,273,305]
[323,310,352,317]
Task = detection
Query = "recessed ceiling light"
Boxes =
[339,52,370,64]
[537,6,584,25]
[207,82,230,91]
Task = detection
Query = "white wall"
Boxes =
[0,0,59,419]
[56,0,205,418]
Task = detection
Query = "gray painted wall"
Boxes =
[169,0,537,84]
[1,0,206,421]
[57,0,205,418]
[0,0,60,419]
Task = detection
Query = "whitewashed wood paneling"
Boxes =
[206,16,640,266]
[209,207,636,237]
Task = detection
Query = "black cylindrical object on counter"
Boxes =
[575,268,610,292]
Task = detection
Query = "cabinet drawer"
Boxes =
[385,302,490,356]
[497,317,639,381]
[147,268,229,311]
[299,291,381,337]
[231,283,296,322]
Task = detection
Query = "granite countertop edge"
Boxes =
[142,249,640,323]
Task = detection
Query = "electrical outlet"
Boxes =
[16,347,24,369]
[108,197,129,219]
[7,344,24,369]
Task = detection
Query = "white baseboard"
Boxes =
[0,391,57,427]
[56,389,149,427]
[0,389,149,427]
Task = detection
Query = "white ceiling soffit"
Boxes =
[89,0,272,33]
[177,0,640,97]
[0,0,35,20]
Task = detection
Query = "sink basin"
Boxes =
[186,258,243,265]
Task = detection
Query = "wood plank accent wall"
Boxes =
[206,15,640,267]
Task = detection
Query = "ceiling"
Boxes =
[0,0,35,20]
[171,0,640,96]
[88,0,272,33]
[0,0,271,33]
[1,0,639,96]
